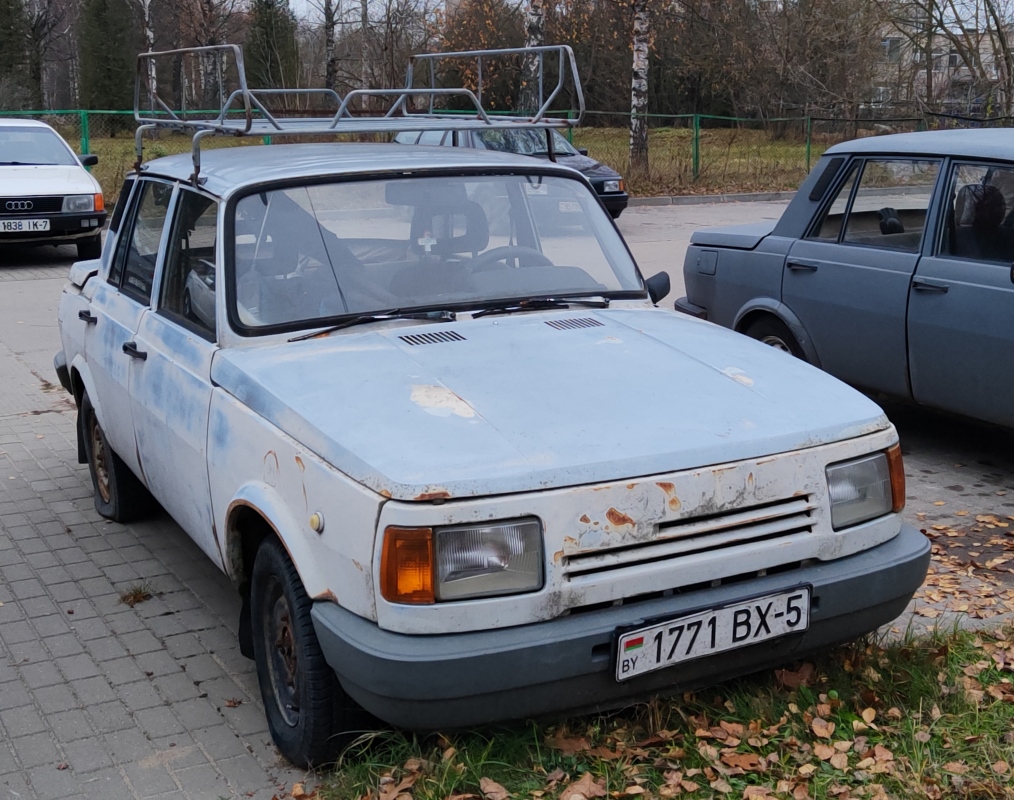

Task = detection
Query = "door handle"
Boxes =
[78,310,97,324]
[912,278,949,293]
[786,261,819,272]
[122,341,147,360]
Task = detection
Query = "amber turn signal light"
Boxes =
[380,527,435,604]
[94,194,104,212]
[887,443,905,513]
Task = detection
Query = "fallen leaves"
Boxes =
[479,777,509,800]
[558,772,607,800]
[810,718,835,739]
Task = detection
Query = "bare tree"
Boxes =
[519,0,544,113]
[629,0,649,171]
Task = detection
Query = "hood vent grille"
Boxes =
[399,330,466,346]
[545,318,604,331]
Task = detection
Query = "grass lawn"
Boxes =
[63,125,838,204]
[313,624,1014,800]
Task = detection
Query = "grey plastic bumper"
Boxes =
[312,525,929,729]
[53,351,72,394]
[675,296,708,319]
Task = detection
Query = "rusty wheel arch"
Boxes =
[226,503,278,592]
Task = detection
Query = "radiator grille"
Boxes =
[399,330,466,346]
[1,196,63,215]
[564,495,815,579]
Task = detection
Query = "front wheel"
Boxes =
[250,537,371,768]
[742,317,806,360]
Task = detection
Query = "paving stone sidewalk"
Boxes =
[0,337,309,799]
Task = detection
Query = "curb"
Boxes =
[630,190,797,207]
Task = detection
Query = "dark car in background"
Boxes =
[394,127,628,218]
[676,129,1014,429]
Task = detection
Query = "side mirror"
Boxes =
[577,147,589,156]
[645,271,671,304]
[79,154,99,166]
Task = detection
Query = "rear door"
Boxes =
[782,157,941,396]
[907,161,1014,427]
[128,188,221,563]
[83,178,173,476]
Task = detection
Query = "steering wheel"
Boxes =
[471,245,555,271]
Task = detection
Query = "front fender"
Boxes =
[225,482,313,588]
[733,298,821,368]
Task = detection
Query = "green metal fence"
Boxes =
[3,109,1011,202]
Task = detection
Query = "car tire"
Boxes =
[183,290,193,319]
[250,536,371,768]
[80,393,154,522]
[743,317,806,360]
[77,235,102,261]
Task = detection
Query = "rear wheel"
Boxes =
[77,235,102,261]
[79,393,154,522]
[250,536,372,768]
[743,317,806,360]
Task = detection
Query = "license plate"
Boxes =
[558,201,580,213]
[1,218,49,232]
[615,587,810,681]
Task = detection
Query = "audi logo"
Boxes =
[5,201,33,211]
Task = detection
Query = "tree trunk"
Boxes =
[520,0,544,114]
[629,0,649,173]
[360,0,369,95]
[324,0,336,92]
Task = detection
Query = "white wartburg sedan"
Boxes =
[55,143,929,768]
[1,119,106,259]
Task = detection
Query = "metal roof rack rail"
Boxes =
[133,43,584,183]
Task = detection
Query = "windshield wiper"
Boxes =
[288,309,456,342]
[471,296,610,319]
[0,161,45,166]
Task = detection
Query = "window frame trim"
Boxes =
[110,177,179,307]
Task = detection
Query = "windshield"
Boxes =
[473,128,580,156]
[0,126,78,166]
[230,173,641,332]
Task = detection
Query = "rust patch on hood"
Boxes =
[415,489,451,502]
[606,508,635,527]
[379,489,392,499]
[295,455,305,472]
[579,514,591,524]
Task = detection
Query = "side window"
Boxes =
[417,130,446,146]
[160,190,219,339]
[111,180,173,303]
[807,164,859,241]
[942,163,1014,263]
[842,159,940,251]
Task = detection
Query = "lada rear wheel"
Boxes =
[743,317,806,360]
[80,393,154,522]
[250,536,368,768]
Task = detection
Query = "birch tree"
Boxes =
[520,0,544,113]
[629,0,649,171]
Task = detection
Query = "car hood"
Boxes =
[0,165,99,197]
[689,221,776,249]
[212,308,889,501]
[538,153,621,182]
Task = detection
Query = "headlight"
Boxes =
[381,518,544,604]
[62,195,94,213]
[826,445,904,530]
[602,180,622,193]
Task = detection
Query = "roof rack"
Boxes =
[133,43,585,182]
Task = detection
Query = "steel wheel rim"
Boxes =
[89,419,112,504]
[265,579,300,728]
[759,335,791,353]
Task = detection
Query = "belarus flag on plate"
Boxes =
[623,636,644,653]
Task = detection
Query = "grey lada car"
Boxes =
[677,130,1014,429]
[55,44,928,768]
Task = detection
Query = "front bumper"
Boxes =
[53,351,72,394]
[0,211,106,245]
[599,192,629,216]
[312,524,929,729]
